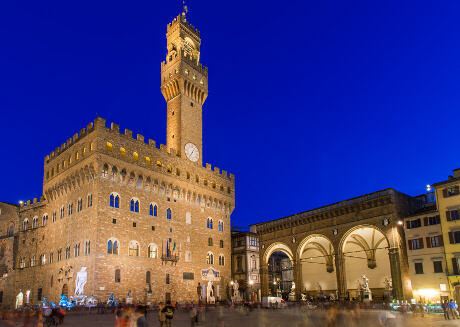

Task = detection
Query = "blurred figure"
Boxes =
[448,299,459,319]
[442,300,449,320]
[136,306,147,327]
[158,303,166,327]
[189,303,197,327]
[378,309,397,327]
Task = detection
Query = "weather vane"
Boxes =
[182,0,188,16]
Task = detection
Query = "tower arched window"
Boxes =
[219,254,225,266]
[167,208,172,220]
[130,199,139,212]
[110,193,120,208]
[87,194,92,207]
[150,204,158,217]
[42,215,48,227]
[7,223,14,237]
[207,218,213,229]
[218,220,224,232]
[208,238,213,246]
[85,241,90,255]
[32,217,38,229]
[110,166,117,181]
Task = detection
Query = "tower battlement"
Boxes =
[167,15,200,37]
[161,49,208,77]
[19,196,46,210]
[45,117,234,181]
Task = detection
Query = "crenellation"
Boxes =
[73,133,79,142]
[111,123,120,133]
[67,138,72,146]
[124,128,133,139]
[214,167,220,174]
[87,122,94,131]
[80,127,86,136]
[206,163,211,170]
[94,117,106,128]
[148,139,156,147]
[160,144,167,151]
[55,147,60,154]
[136,134,144,142]
[61,143,66,151]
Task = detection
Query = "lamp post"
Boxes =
[249,280,254,302]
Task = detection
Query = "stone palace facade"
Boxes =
[0,10,235,307]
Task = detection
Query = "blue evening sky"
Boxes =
[1,1,459,228]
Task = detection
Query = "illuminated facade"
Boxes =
[433,168,460,303]
[403,193,449,303]
[0,10,235,307]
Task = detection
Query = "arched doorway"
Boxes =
[341,226,390,301]
[62,284,69,298]
[15,292,23,308]
[262,242,295,300]
[297,234,337,299]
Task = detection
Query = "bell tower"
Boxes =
[161,9,208,165]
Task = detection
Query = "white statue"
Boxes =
[75,267,88,296]
[233,280,239,296]
[384,277,392,290]
[361,274,370,292]
[316,283,322,293]
[356,280,362,291]
[207,280,214,298]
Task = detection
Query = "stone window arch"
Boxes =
[208,238,213,246]
[107,238,119,255]
[148,243,158,258]
[101,164,108,178]
[115,269,121,282]
[149,203,158,217]
[130,198,140,213]
[110,166,118,181]
[22,218,29,231]
[167,208,172,220]
[7,223,14,237]
[129,241,140,257]
[219,254,225,266]
[206,252,214,265]
[110,192,120,208]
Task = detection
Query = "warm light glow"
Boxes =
[19,200,24,204]
[397,220,403,225]
[249,280,254,285]
[427,184,432,192]
[230,281,234,285]
[273,282,277,285]
[440,284,447,291]
[418,289,438,297]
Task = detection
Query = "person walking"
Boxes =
[158,303,166,327]
[189,303,197,327]
[161,301,175,327]
[136,306,147,327]
[448,299,459,319]
[442,300,449,320]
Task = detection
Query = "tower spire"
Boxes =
[182,1,188,17]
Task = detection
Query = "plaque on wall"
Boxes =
[183,272,194,280]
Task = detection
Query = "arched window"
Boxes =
[167,208,172,220]
[49,252,53,263]
[208,238,213,246]
[219,255,225,266]
[30,256,36,267]
[146,271,151,284]
[130,199,139,213]
[110,193,120,208]
[42,215,48,227]
[207,218,213,229]
[220,184,224,192]
[110,166,117,181]
[87,194,93,207]
[77,198,82,212]
[7,223,14,237]
[41,254,46,265]
[206,252,214,265]
[186,251,192,262]
[212,181,216,189]
[85,241,90,255]
[176,168,180,176]
[148,244,158,258]
[157,161,162,169]
[218,220,224,232]
[74,244,79,257]
[133,152,139,161]
[60,206,64,219]
[23,219,29,231]
[167,165,172,173]
[57,249,62,261]
[106,142,113,152]
[149,204,158,217]
[20,257,26,268]
[129,241,139,256]
[220,240,224,248]
[115,269,121,282]
[32,217,38,229]
[101,164,108,178]
[146,157,151,165]
[107,239,119,255]
[120,148,126,156]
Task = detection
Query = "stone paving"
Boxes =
[1,307,460,327]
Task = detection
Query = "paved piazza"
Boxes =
[1,307,459,327]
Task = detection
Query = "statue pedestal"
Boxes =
[384,290,393,302]
[126,296,133,304]
[355,291,362,301]
[316,292,323,298]
[207,296,215,304]
[363,291,372,304]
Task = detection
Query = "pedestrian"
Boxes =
[136,306,147,327]
[158,303,166,327]
[57,307,66,325]
[189,303,197,327]
[449,299,460,319]
[160,301,175,327]
[418,302,424,317]
[442,300,449,319]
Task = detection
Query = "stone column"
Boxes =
[260,264,269,297]
[294,260,303,301]
[335,254,347,300]
[389,248,404,300]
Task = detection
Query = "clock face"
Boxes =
[184,143,200,162]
